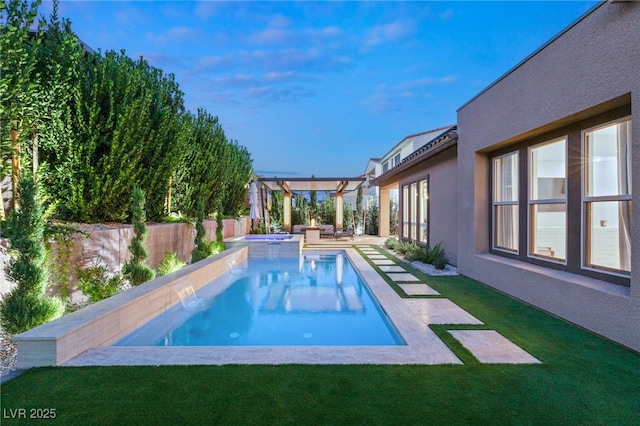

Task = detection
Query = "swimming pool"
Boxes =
[115,253,404,346]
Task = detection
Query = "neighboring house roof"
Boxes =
[378,124,456,164]
[371,125,458,186]
[364,158,380,176]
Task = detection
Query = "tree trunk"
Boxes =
[11,122,20,210]
[32,123,39,179]
[167,176,172,214]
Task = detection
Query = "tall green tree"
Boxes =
[42,49,186,222]
[0,0,46,215]
[173,109,228,217]
[270,191,283,229]
[219,140,253,217]
[0,174,64,334]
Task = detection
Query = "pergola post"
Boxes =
[379,187,390,237]
[335,192,344,231]
[283,190,292,232]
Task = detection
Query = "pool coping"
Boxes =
[13,246,250,368]
[61,247,466,366]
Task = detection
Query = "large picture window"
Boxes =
[529,138,567,262]
[410,183,417,240]
[402,185,409,238]
[419,178,429,243]
[583,119,632,273]
[401,177,429,245]
[489,109,631,284]
[492,152,519,252]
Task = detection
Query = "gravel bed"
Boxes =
[408,260,459,276]
[0,325,17,378]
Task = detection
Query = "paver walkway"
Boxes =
[357,245,540,364]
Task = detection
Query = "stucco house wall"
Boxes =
[456,1,640,351]
[397,145,458,265]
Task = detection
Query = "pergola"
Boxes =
[259,177,365,232]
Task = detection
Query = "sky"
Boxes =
[43,0,600,178]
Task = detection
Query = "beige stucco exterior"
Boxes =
[457,1,640,351]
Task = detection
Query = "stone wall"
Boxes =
[0,218,250,299]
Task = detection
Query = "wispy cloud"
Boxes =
[362,76,457,114]
[192,48,351,75]
[146,27,198,44]
[363,21,416,48]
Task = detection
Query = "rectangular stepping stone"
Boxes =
[449,330,541,364]
[371,259,395,265]
[379,265,405,272]
[398,283,440,296]
[367,254,388,259]
[404,299,483,325]
[387,273,420,282]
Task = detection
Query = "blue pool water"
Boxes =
[115,253,404,346]
[243,234,293,241]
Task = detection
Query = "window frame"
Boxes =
[581,116,632,277]
[492,151,520,254]
[418,177,429,245]
[527,137,568,264]
[402,184,409,239]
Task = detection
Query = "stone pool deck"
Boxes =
[63,245,540,367]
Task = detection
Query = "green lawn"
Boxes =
[1,248,639,425]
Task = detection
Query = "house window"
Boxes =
[402,185,409,238]
[419,178,429,243]
[383,162,389,173]
[492,152,519,252]
[394,153,401,167]
[583,119,632,273]
[410,182,417,240]
[529,138,567,262]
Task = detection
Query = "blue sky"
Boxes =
[46,1,599,177]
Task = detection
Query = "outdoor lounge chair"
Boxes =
[335,225,354,240]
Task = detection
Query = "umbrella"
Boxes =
[249,181,259,230]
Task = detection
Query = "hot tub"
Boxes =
[224,234,304,257]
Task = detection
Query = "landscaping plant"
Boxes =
[155,252,186,276]
[215,202,224,244]
[77,259,126,303]
[0,175,65,335]
[191,200,210,263]
[122,187,155,285]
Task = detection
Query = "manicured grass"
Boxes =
[2,247,639,424]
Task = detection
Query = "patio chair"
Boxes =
[335,225,354,240]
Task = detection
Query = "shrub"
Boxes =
[433,251,449,270]
[395,241,419,256]
[208,241,225,256]
[191,200,209,263]
[77,260,126,303]
[405,245,426,262]
[123,187,156,285]
[0,175,65,334]
[155,252,186,276]
[215,203,224,243]
[0,291,65,335]
[384,238,398,250]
